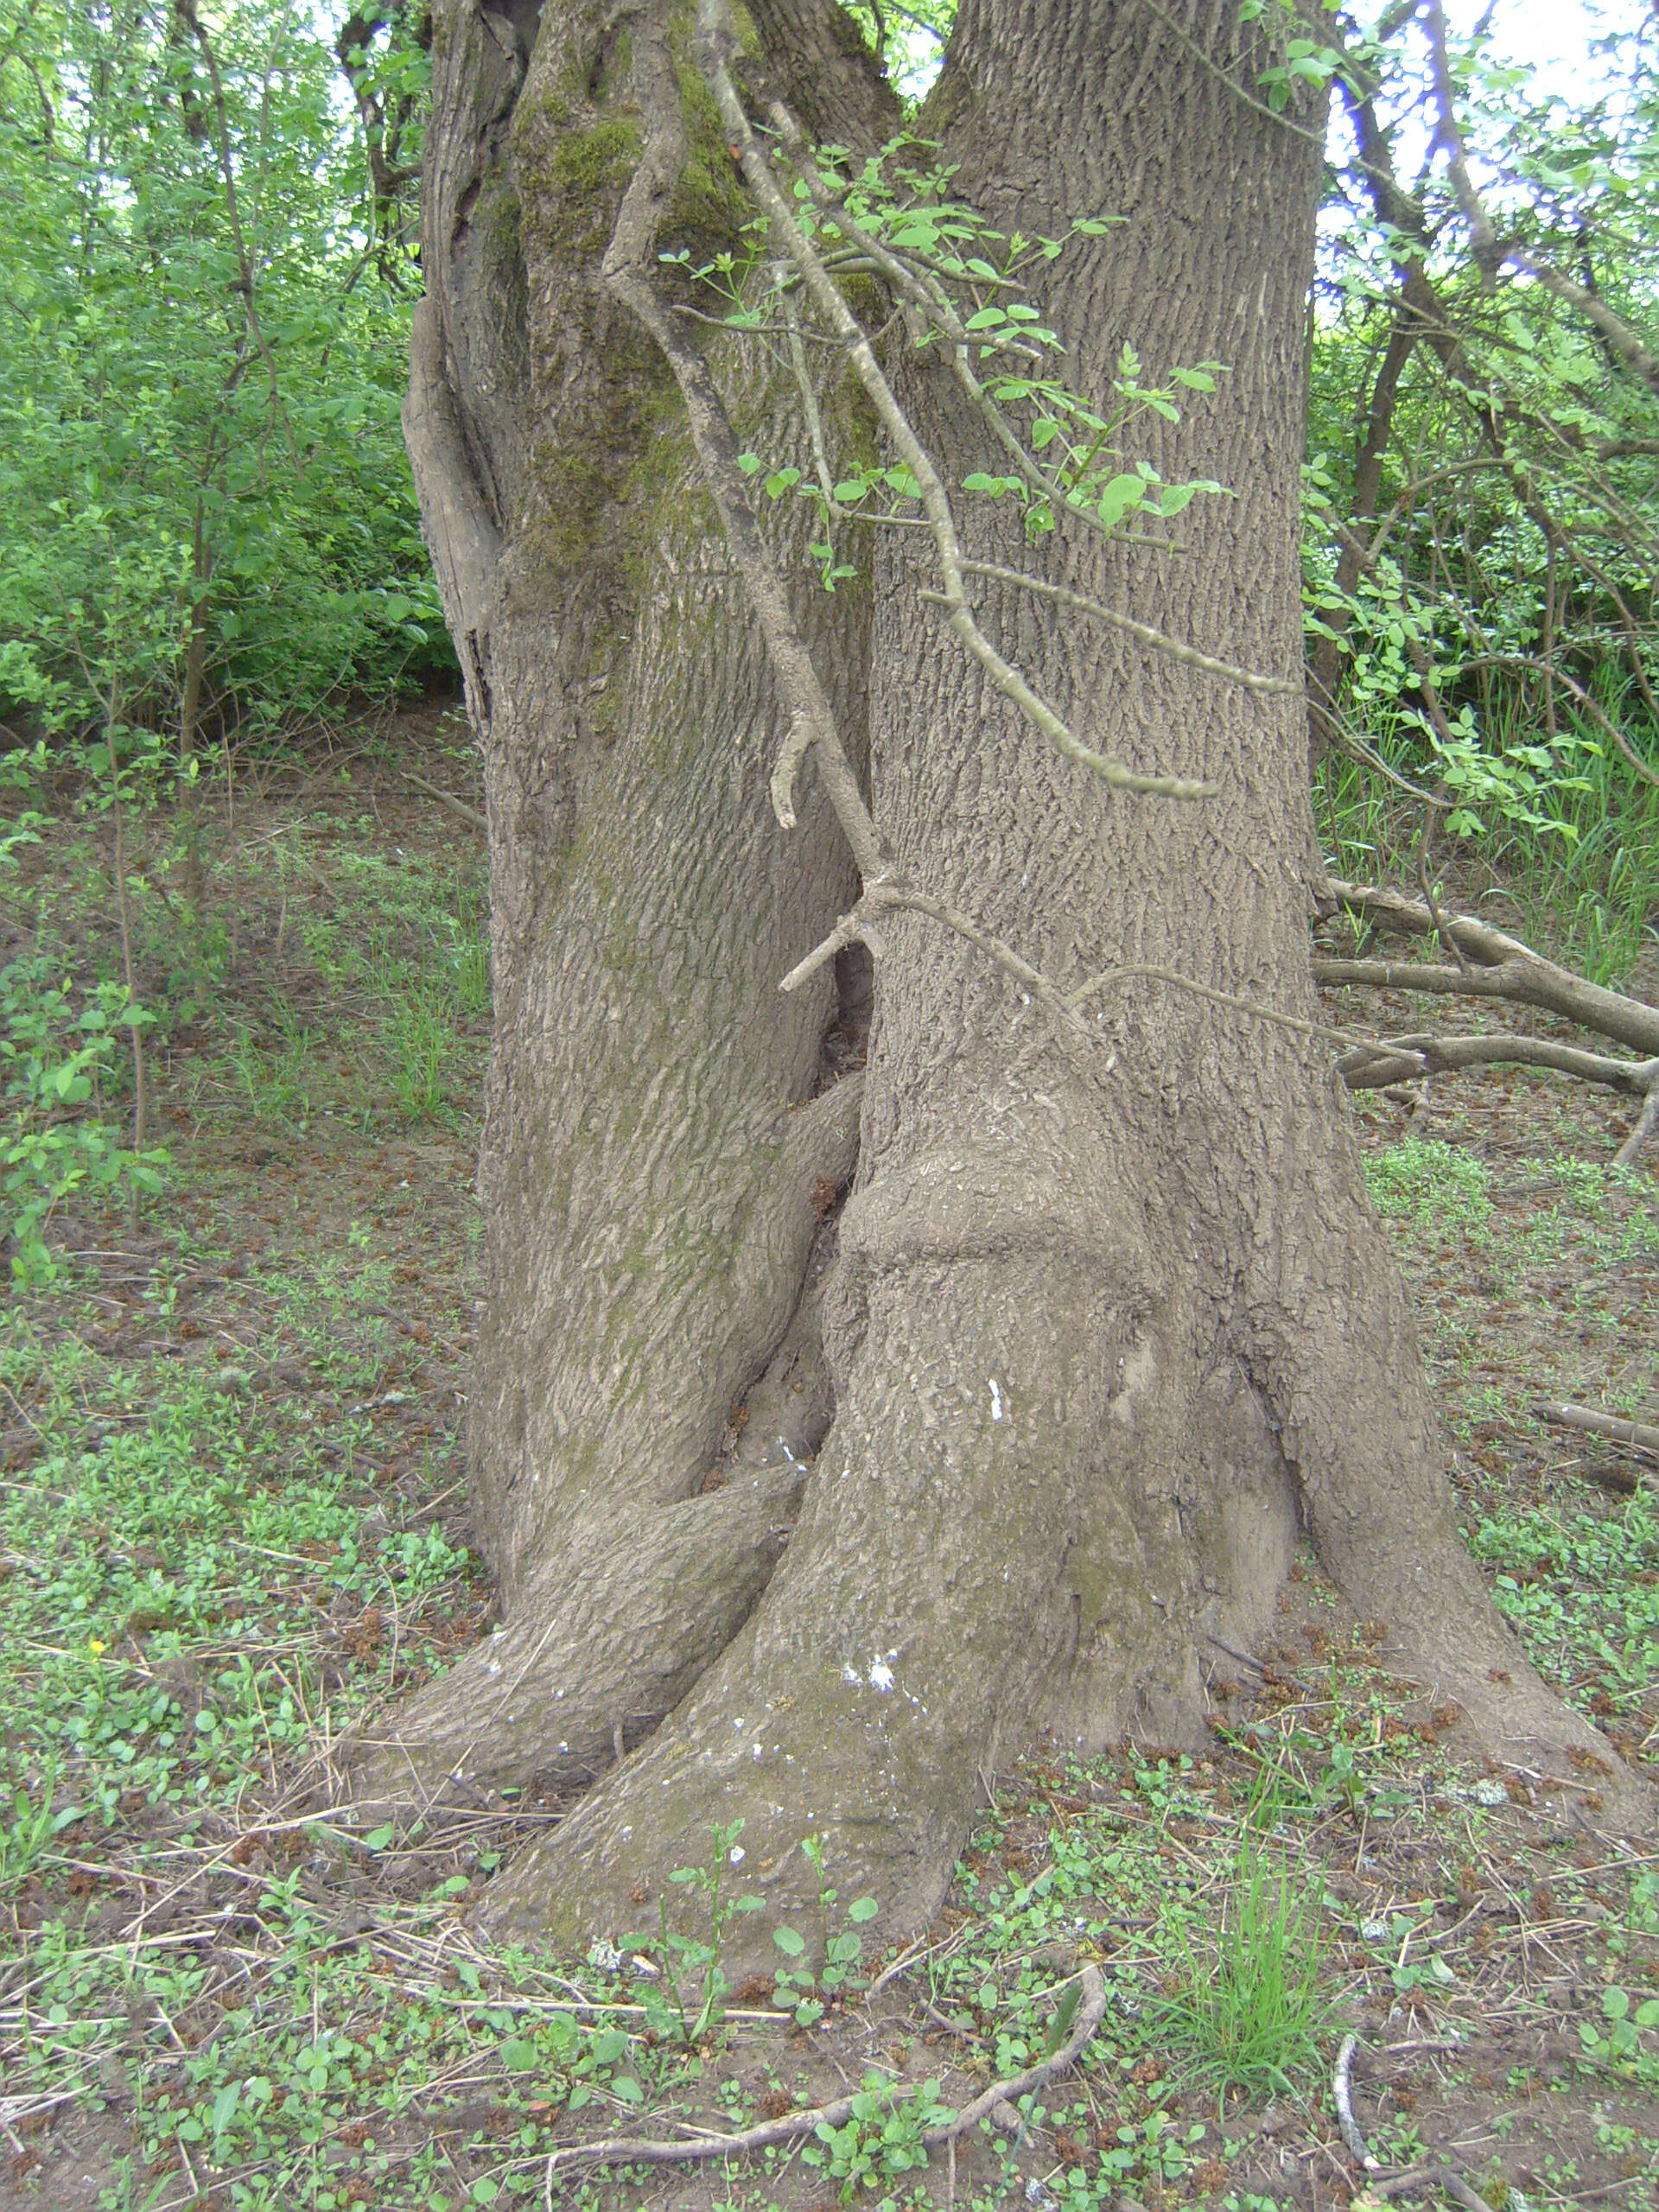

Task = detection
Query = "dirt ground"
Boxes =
[2,703,1656,2212]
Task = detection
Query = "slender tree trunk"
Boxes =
[363,0,1643,1958]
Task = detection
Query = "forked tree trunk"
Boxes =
[360,0,1643,1955]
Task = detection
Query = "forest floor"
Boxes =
[1,703,1656,2212]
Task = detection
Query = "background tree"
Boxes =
[357,0,1646,1954]
[0,0,451,761]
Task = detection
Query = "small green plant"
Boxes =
[1142,1830,1329,2098]
[772,1834,880,2025]
[801,2071,950,2202]
[1,959,168,1280]
[644,1818,766,2044]
[1363,1137,1492,1235]
[0,1758,85,1894]
[1580,1986,1659,2082]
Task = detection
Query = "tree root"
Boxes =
[541,1964,1105,2193]
[1335,2035,1512,2212]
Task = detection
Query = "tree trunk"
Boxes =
[360,0,1644,1958]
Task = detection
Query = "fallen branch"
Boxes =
[398,770,486,832]
[1314,955,1659,1062]
[542,1963,1105,2187]
[1338,1033,1659,1096]
[1534,1401,1659,1461]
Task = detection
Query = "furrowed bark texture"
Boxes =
[378,0,1642,1948]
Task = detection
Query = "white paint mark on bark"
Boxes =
[869,1655,895,1693]
[989,1377,1004,1421]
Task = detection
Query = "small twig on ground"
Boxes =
[542,1965,1105,2190]
[1333,2032,1378,2172]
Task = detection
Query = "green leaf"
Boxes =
[499,2037,539,2072]
[964,306,1007,330]
[611,2075,644,2104]
[773,1925,807,1956]
[847,1896,879,1923]
[1096,474,1147,528]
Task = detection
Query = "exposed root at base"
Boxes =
[541,1963,1106,2192]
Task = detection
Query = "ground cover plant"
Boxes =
[0,719,1656,2212]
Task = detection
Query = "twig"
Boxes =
[1533,1402,1659,1461]
[543,1964,1105,2186]
[699,1,1214,805]
[1333,2033,1378,2171]
[957,560,1300,695]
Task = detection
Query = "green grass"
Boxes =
[1141,1833,1330,2101]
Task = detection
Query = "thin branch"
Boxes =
[397,770,486,831]
[957,560,1300,695]
[1451,652,1659,792]
[1339,1033,1659,1095]
[698,0,1216,804]
[1422,0,1659,389]
[1333,2034,1378,2172]
[598,15,884,871]
[1133,0,1330,147]
[543,1966,1106,2181]
[1614,1080,1659,1171]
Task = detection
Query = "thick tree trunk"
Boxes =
[362,0,1643,1956]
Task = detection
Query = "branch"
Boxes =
[543,1966,1106,2182]
[958,561,1300,696]
[397,770,486,831]
[1339,1033,1659,1095]
[174,0,300,475]
[1615,1080,1659,1172]
[599,16,884,873]
[696,0,1217,806]
[1534,1402,1659,1459]
[1422,0,1659,389]
[1321,880,1659,1058]
[1313,955,1659,1059]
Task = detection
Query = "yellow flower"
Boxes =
[88,1638,106,1657]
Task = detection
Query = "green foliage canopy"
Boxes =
[0,0,451,754]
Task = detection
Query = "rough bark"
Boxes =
[365,0,1646,1961]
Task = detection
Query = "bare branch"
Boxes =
[1535,1402,1659,1459]
[1339,1033,1659,1094]
[696,0,1217,804]
[958,560,1300,696]
[1615,1080,1659,1172]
